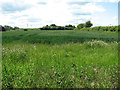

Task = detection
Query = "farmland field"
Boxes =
[2,30,118,44]
[2,30,119,88]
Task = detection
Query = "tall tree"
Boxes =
[85,21,93,28]
[50,24,56,26]
[77,23,84,29]
[13,26,19,30]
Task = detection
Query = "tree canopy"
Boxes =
[77,23,85,29]
[40,24,76,30]
[84,21,93,28]
[0,25,19,31]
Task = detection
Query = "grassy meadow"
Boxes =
[2,30,119,88]
[2,30,118,44]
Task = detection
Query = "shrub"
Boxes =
[77,23,85,29]
[24,29,28,31]
[75,25,118,32]
[84,21,93,28]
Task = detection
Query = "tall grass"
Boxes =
[2,41,118,88]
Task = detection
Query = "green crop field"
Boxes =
[2,30,118,44]
[2,30,119,88]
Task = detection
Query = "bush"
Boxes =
[0,27,6,31]
[84,21,93,28]
[24,29,28,31]
[75,25,118,32]
[13,26,19,30]
[0,25,19,31]
[40,24,75,30]
[77,23,85,29]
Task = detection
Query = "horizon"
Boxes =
[0,0,118,28]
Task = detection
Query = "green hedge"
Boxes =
[75,26,118,32]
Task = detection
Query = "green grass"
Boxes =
[2,30,119,88]
[2,41,118,88]
[2,30,118,44]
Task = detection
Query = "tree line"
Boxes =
[75,21,119,32]
[0,25,19,31]
[0,20,119,32]
[76,26,119,32]
[40,21,93,30]
[40,24,76,30]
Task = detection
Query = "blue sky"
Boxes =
[118,1,120,25]
[92,2,118,26]
[0,0,118,28]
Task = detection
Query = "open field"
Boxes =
[2,30,119,88]
[2,30,118,44]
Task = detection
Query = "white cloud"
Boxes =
[68,2,106,25]
[87,0,118,2]
[0,0,118,28]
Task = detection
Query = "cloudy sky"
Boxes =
[0,0,118,28]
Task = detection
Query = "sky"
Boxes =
[118,1,120,25]
[0,0,119,28]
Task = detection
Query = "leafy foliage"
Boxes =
[0,25,19,31]
[40,24,76,30]
[75,25,118,32]
[24,29,28,31]
[77,23,85,29]
[0,25,6,31]
[13,26,19,30]
[50,24,56,26]
[84,21,93,28]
